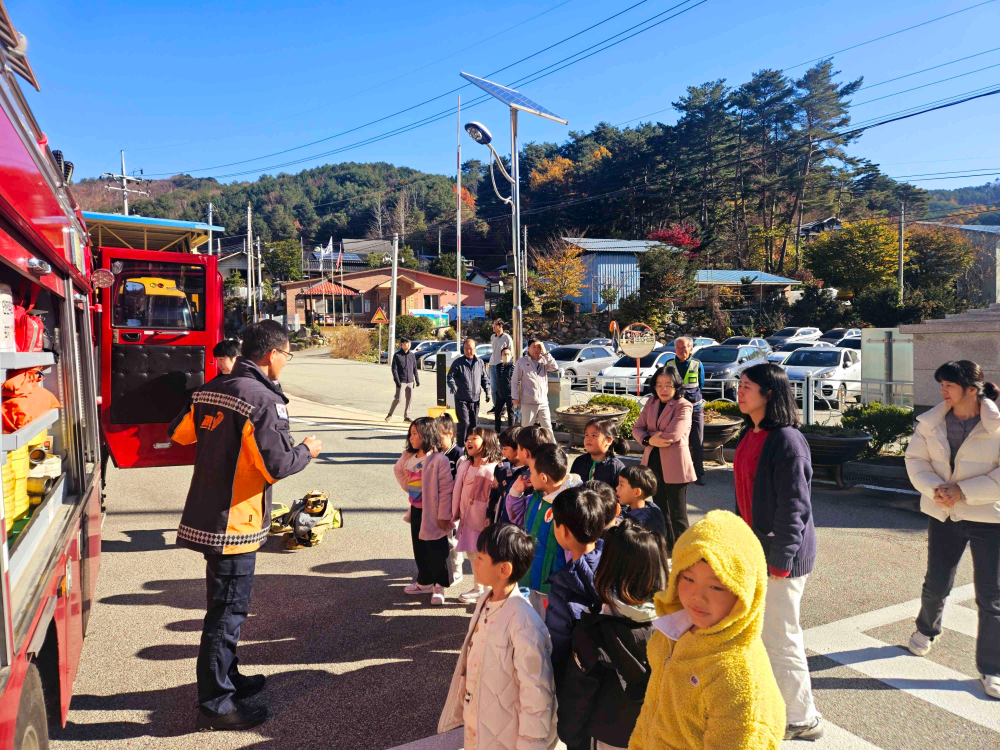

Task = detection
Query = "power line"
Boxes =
[163,0,707,181]
[851,63,1000,108]
[782,0,997,71]
[858,46,1000,91]
[129,0,577,153]
[147,0,683,176]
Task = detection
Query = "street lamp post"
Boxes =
[460,73,567,359]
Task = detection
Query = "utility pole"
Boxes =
[256,237,263,319]
[246,203,255,322]
[206,203,214,255]
[389,233,399,357]
[456,95,463,345]
[101,150,148,215]
[438,228,442,257]
[898,201,905,305]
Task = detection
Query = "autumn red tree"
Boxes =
[647,222,701,251]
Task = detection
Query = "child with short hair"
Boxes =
[436,413,465,585]
[582,479,620,529]
[570,418,628,487]
[617,465,668,540]
[547,486,607,679]
[454,427,503,603]
[489,426,525,525]
[392,418,455,606]
[438,523,559,750]
[505,425,557,526]
[512,443,582,616]
[630,510,785,750]
[557,519,669,750]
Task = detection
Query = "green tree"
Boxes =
[532,242,588,321]
[904,225,973,290]
[634,245,699,320]
[263,239,303,281]
[787,284,848,330]
[804,220,898,298]
[428,251,458,279]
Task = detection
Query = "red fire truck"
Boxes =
[0,5,222,747]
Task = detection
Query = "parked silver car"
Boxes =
[548,344,618,384]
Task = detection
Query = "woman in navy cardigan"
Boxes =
[734,362,821,742]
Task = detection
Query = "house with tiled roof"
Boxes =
[281,267,485,327]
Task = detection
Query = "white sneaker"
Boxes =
[430,585,446,606]
[451,573,464,586]
[982,674,1000,699]
[907,631,936,656]
[403,582,433,595]
[458,586,485,604]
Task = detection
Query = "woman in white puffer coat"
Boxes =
[905,360,1000,701]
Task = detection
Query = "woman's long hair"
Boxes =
[934,360,1000,401]
[739,362,800,431]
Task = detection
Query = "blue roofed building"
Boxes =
[561,237,797,309]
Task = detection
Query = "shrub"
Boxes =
[394,314,434,341]
[841,402,915,459]
[587,394,642,439]
[329,326,375,360]
[799,424,870,438]
[704,400,743,419]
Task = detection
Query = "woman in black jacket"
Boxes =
[557,520,668,750]
[734,362,821,741]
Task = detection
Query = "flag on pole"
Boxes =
[335,243,343,273]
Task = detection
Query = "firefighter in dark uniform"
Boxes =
[673,336,706,486]
[170,320,322,731]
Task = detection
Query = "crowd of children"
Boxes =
[394,394,810,749]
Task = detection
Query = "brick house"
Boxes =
[281,268,485,326]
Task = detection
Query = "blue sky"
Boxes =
[12,0,1000,189]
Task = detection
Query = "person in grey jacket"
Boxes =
[387,338,420,422]
[512,339,558,432]
[447,337,490,445]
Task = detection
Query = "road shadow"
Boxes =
[101,529,174,554]
[79,559,468,748]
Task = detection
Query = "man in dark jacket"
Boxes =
[493,346,515,430]
[446,337,490,445]
[170,320,321,731]
[386,337,420,422]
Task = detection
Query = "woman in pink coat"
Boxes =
[632,365,696,550]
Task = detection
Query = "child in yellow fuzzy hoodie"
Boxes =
[630,509,785,750]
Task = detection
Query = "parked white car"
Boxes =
[834,337,861,352]
[781,346,862,404]
[548,345,618,384]
[818,328,861,344]
[765,340,833,365]
[765,327,823,349]
[597,350,676,395]
[576,338,615,347]
[422,340,461,371]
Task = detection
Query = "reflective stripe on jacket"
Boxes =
[169,357,312,555]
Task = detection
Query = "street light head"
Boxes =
[465,122,492,146]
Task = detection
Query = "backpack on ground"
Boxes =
[269,490,343,550]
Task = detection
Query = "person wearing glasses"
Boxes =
[169,320,321,732]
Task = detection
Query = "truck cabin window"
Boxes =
[111,262,206,330]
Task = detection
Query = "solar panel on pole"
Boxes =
[460,73,568,125]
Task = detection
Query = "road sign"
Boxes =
[371,308,389,324]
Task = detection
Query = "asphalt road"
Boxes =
[51,351,997,749]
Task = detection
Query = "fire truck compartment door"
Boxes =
[110,344,204,424]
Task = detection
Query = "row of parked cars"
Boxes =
[594,327,865,403]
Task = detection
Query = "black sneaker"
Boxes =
[196,702,269,732]
[784,717,823,741]
[694,477,706,486]
[232,673,266,700]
